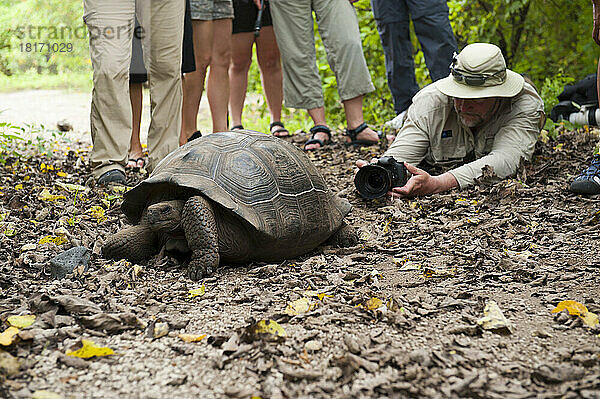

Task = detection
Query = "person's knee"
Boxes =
[212,49,232,69]
[258,55,281,74]
[94,62,129,83]
[195,52,212,71]
[230,56,252,73]
[148,58,180,80]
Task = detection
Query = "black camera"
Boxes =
[354,156,408,199]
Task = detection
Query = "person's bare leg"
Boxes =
[128,82,144,168]
[304,107,329,150]
[343,95,380,143]
[181,20,213,145]
[207,18,232,132]
[229,32,254,129]
[597,56,600,110]
[256,26,285,135]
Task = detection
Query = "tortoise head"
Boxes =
[146,200,185,233]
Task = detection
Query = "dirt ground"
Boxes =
[0,124,599,399]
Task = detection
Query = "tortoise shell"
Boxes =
[121,131,351,249]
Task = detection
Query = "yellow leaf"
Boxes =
[285,297,317,316]
[56,171,67,177]
[88,206,106,222]
[66,339,114,358]
[581,312,599,327]
[14,184,23,190]
[254,320,287,337]
[32,391,63,399]
[365,297,384,310]
[38,188,66,201]
[304,290,333,301]
[178,333,207,343]
[0,327,19,346]
[552,300,588,316]
[7,315,35,328]
[38,235,69,246]
[188,285,206,298]
[55,182,87,193]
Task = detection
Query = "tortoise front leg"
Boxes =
[326,222,358,247]
[102,224,158,263]
[181,196,220,280]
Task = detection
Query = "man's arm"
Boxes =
[448,109,542,189]
[383,111,431,166]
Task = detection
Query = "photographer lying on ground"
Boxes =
[356,43,545,198]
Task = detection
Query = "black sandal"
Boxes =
[231,125,244,131]
[344,122,383,146]
[270,121,290,137]
[304,125,332,150]
[187,130,202,142]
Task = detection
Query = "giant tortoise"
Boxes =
[102,130,356,280]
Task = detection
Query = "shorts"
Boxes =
[190,0,234,20]
[232,0,273,34]
[130,0,196,83]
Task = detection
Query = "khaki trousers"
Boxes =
[83,0,184,177]
[269,0,375,110]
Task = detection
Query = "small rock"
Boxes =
[532,363,585,384]
[532,329,552,338]
[57,353,88,369]
[79,313,142,333]
[32,390,64,399]
[305,340,322,352]
[35,208,50,221]
[408,349,431,367]
[447,325,481,336]
[571,353,598,367]
[343,333,368,355]
[55,315,75,327]
[166,375,187,386]
[153,322,169,339]
[0,349,20,376]
[554,310,570,324]
[169,318,190,330]
[49,246,90,279]
[57,119,73,132]
[21,243,37,252]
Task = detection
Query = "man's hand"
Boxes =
[355,159,377,169]
[391,163,458,197]
[253,0,262,9]
[355,160,458,197]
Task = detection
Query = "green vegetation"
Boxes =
[0,113,71,164]
[0,0,598,131]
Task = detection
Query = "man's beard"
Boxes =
[457,112,485,127]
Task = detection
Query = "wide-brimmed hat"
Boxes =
[435,43,524,99]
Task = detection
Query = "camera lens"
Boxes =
[354,165,391,199]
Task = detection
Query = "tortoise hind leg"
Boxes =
[102,225,158,263]
[181,196,220,280]
[327,222,358,247]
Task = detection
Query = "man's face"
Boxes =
[453,97,499,127]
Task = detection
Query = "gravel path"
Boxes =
[0,89,214,144]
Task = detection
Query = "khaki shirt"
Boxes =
[384,82,545,189]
